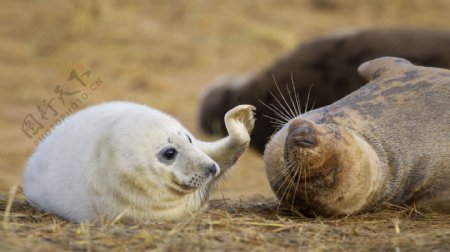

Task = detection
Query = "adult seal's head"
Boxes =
[264,57,450,217]
[264,117,382,217]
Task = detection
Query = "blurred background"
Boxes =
[1,0,449,198]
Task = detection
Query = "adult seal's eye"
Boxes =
[158,147,178,164]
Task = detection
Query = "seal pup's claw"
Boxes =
[224,105,256,142]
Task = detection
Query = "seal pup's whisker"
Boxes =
[193,190,201,208]
[183,186,198,213]
[209,177,226,203]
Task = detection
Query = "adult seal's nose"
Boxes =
[204,163,219,177]
[287,119,317,148]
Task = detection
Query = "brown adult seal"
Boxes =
[199,28,450,153]
[264,57,450,216]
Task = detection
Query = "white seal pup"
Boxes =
[23,101,255,222]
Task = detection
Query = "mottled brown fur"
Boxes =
[199,28,450,153]
[264,57,450,216]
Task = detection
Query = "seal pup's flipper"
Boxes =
[196,105,255,175]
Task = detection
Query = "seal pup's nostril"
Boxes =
[204,163,219,177]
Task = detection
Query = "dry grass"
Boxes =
[1,0,450,251]
[1,188,450,251]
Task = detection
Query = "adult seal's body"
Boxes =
[264,57,450,216]
[24,101,255,222]
[199,28,450,153]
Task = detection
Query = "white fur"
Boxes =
[23,101,254,222]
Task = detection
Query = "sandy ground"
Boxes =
[1,0,449,200]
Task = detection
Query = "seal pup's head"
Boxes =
[264,117,383,217]
[91,110,221,222]
[154,129,220,192]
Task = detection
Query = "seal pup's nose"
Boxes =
[204,163,219,177]
[288,119,317,148]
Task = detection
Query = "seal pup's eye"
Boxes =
[163,148,177,160]
[158,147,178,164]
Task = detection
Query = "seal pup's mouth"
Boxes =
[172,163,220,191]
[167,178,197,194]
